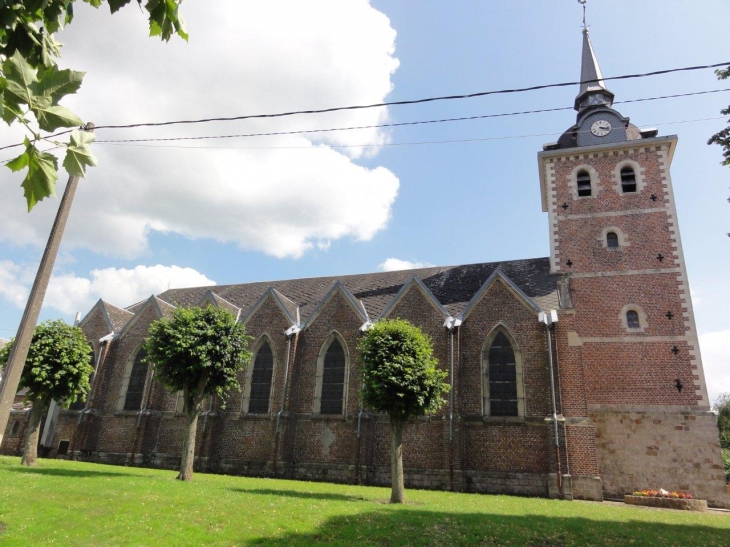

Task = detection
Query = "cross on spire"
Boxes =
[578,0,588,30]
[574,1,615,112]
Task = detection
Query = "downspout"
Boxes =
[355,320,372,484]
[274,326,299,474]
[355,370,365,484]
[444,316,460,491]
[541,310,563,497]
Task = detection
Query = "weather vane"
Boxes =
[578,0,588,30]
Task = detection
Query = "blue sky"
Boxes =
[0,0,728,400]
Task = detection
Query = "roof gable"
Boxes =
[242,287,300,327]
[198,290,242,322]
[118,295,176,338]
[457,268,541,322]
[303,281,368,329]
[377,275,450,321]
[79,299,135,336]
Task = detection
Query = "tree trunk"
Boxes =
[176,376,208,481]
[390,418,405,504]
[21,398,47,467]
[177,405,200,481]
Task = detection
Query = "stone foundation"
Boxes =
[592,409,729,508]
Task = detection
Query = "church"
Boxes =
[2,27,728,507]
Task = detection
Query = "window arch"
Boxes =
[576,169,592,197]
[117,346,150,411]
[10,420,20,438]
[606,231,619,248]
[482,327,524,417]
[243,338,275,414]
[620,304,648,333]
[620,166,637,193]
[314,333,349,415]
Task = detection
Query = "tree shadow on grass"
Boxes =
[243,508,730,547]
[230,487,367,502]
[3,466,147,479]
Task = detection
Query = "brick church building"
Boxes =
[3,28,728,507]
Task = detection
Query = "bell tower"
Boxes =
[536,24,728,506]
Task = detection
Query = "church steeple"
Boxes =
[574,27,615,112]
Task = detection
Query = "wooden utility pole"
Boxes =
[0,124,93,446]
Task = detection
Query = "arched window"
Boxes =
[123,349,149,411]
[626,310,641,329]
[484,330,523,417]
[577,169,592,197]
[10,420,20,438]
[248,341,274,414]
[606,231,619,248]
[620,166,637,193]
[315,336,347,415]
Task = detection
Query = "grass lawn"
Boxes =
[0,456,728,546]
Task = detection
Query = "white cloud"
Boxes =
[0,261,34,308]
[0,0,400,259]
[378,258,434,272]
[0,263,215,315]
[699,330,730,406]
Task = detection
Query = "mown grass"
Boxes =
[0,456,728,546]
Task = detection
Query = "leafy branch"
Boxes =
[706,65,730,237]
[0,0,187,211]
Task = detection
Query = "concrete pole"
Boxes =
[0,126,92,445]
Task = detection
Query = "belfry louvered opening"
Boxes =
[620,166,637,193]
[248,341,274,414]
[576,169,592,197]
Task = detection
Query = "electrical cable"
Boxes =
[93,88,730,145]
[1,60,727,153]
[95,116,726,151]
[91,61,729,131]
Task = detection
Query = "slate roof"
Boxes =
[105,302,135,332]
[154,257,560,325]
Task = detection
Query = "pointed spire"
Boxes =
[574,27,615,112]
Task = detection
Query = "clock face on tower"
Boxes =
[590,119,612,137]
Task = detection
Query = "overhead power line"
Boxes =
[0,61,728,155]
[94,88,730,145]
[92,61,729,131]
[96,116,726,151]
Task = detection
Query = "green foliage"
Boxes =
[358,319,449,422]
[707,66,730,235]
[0,319,93,407]
[708,67,730,166]
[714,392,730,450]
[0,0,187,211]
[722,449,730,483]
[144,306,252,410]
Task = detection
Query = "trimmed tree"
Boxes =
[358,319,449,503]
[144,305,251,481]
[0,320,93,466]
[715,393,730,482]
